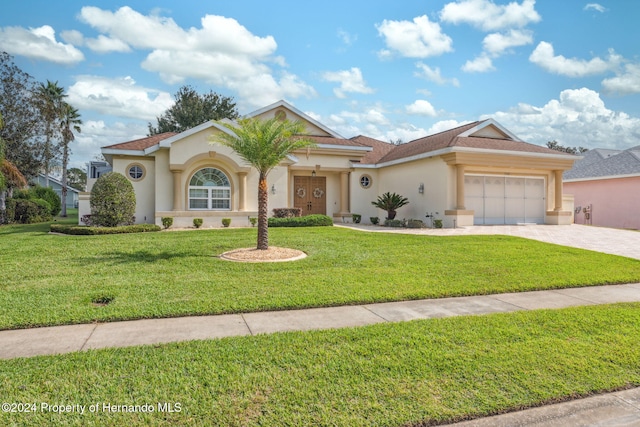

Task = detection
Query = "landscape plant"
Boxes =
[370,216,379,225]
[90,172,136,227]
[161,217,173,229]
[193,218,203,228]
[213,118,315,250]
[221,218,231,227]
[372,192,409,220]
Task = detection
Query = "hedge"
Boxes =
[268,214,333,227]
[50,224,161,235]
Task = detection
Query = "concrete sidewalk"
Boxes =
[2,285,640,426]
[2,282,640,360]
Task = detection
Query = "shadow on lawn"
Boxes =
[76,250,195,265]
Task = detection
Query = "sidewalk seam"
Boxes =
[79,324,99,351]
[360,305,391,322]
[240,314,254,336]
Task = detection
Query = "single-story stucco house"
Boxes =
[79,100,577,227]
[564,146,640,230]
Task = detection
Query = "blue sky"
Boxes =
[1,0,639,170]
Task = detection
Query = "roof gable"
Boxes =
[246,100,344,139]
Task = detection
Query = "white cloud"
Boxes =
[529,41,621,77]
[67,75,174,121]
[427,120,469,135]
[483,29,533,56]
[70,120,148,169]
[584,3,606,13]
[486,87,640,149]
[322,68,374,98]
[376,15,453,59]
[78,6,314,106]
[86,35,131,53]
[406,100,437,117]
[0,25,84,64]
[462,54,495,72]
[440,0,541,31]
[414,63,460,86]
[602,63,640,95]
[337,28,357,46]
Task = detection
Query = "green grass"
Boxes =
[1,215,639,329]
[1,303,639,426]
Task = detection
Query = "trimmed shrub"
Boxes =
[352,214,361,223]
[249,217,257,227]
[50,224,160,235]
[433,219,443,229]
[221,218,231,227]
[272,208,302,218]
[161,217,173,229]
[268,214,333,227]
[406,219,426,228]
[90,172,136,227]
[31,185,61,216]
[370,216,379,225]
[12,198,52,224]
[193,218,203,228]
[384,219,405,228]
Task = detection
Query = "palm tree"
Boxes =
[36,80,65,187]
[213,117,315,250]
[59,103,82,217]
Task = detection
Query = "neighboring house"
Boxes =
[564,146,640,229]
[34,174,79,209]
[78,100,577,227]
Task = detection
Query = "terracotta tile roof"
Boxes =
[103,132,178,151]
[350,135,395,164]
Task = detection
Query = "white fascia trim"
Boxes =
[452,146,580,160]
[101,148,145,157]
[459,118,523,142]
[564,173,640,182]
[245,100,345,139]
[316,143,372,152]
[352,146,577,169]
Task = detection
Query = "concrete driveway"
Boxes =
[337,224,640,260]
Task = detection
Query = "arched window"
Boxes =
[189,168,231,210]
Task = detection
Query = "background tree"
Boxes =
[213,118,315,250]
[148,86,239,135]
[67,167,87,191]
[36,80,65,187]
[59,103,82,217]
[0,52,45,179]
[546,140,588,155]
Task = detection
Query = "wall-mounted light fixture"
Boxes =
[418,183,424,194]
[311,170,316,177]
[271,184,276,195]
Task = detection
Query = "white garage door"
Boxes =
[465,175,546,225]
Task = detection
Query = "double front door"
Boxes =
[294,176,326,215]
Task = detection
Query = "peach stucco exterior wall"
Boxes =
[564,176,640,229]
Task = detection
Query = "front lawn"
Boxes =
[1,303,639,426]
[1,220,639,329]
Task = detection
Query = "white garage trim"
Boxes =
[465,174,546,225]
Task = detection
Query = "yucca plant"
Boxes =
[371,192,409,220]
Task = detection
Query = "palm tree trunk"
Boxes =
[257,173,269,250]
[61,142,68,217]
